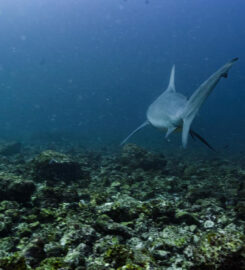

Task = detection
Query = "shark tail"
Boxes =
[120,121,149,146]
[181,57,238,148]
[190,129,216,152]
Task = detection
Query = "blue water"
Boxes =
[0,0,244,153]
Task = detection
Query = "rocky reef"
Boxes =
[0,142,244,269]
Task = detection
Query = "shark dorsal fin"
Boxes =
[166,65,176,92]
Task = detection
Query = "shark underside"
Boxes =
[121,58,238,150]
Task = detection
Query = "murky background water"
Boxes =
[0,0,244,154]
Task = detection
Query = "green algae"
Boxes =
[194,229,245,267]
[105,244,133,267]
[0,252,30,270]
[175,210,200,225]
[104,244,155,269]
[39,208,56,221]
[35,257,67,270]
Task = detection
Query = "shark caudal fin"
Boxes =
[190,129,216,152]
[181,57,238,148]
[120,121,149,146]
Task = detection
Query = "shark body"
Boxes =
[121,58,238,149]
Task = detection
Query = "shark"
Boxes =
[121,58,238,150]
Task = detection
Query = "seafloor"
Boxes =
[0,141,244,270]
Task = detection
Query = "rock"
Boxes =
[0,252,29,270]
[31,150,88,182]
[0,236,15,257]
[32,185,80,207]
[104,244,133,268]
[0,172,35,203]
[0,141,244,269]
[0,142,21,156]
[235,201,245,219]
[152,249,170,260]
[8,180,36,203]
[0,221,9,237]
[175,211,200,225]
[121,144,167,171]
[185,188,213,203]
[204,220,215,229]
[44,243,66,257]
[23,238,46,267]
[96,195,142,222]
[60,225,97,248]
[193,228,245,269]
[64,243,86,267]
[103,243,154,269]
[159,225,191,249]
[35,257,68,270]
[95,214,133,238]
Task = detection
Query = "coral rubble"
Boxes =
[0,142,244,269]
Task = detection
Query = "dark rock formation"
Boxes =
[120,144,167,171]
[31,150,88,182]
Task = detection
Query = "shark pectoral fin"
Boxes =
[183,58,238,122]
[165,126,176,139]
[166,65,176,92]
[120,121,149,146]
[181,57,238,148]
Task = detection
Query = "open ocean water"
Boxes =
[0,1,244,269]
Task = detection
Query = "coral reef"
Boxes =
[0,142,244,269]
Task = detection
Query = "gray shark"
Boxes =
[121,58,238,149]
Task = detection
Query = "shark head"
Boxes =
[121,58,238,149]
